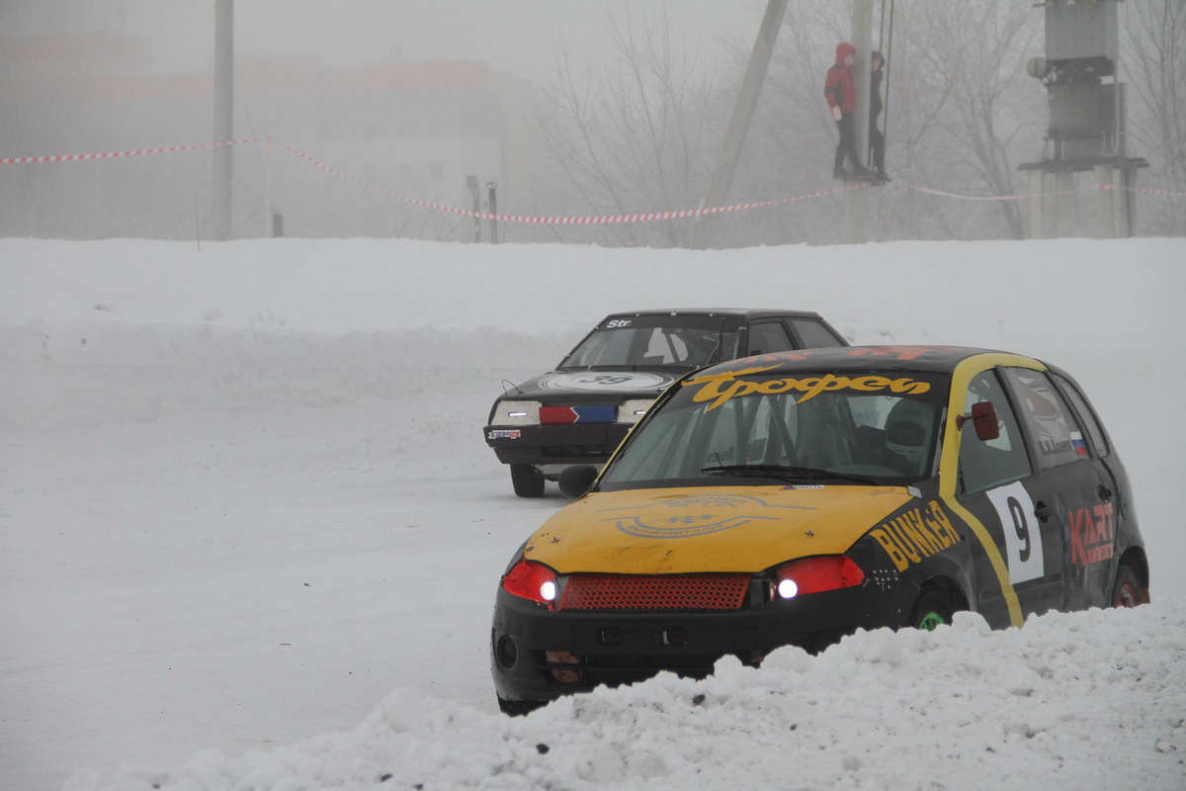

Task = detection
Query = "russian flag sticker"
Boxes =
[539,405,617,424]
[539,406,577,424]
[1070,431,1088,456]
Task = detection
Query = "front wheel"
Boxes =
[1111,563,1144,608]
[497,695,545,716]
[510,463,545,498]
[910,589,954,631]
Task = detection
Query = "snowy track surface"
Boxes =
[2,237,1185,790]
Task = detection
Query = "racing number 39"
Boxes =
[579,375,634,387]
[985,481,1044,584]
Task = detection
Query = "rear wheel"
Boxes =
[510,463,545,498]
[1111,563,1143,608]
[910,589,954,631]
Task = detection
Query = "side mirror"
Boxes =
[559,465,599,499]
[957,401,1000,441]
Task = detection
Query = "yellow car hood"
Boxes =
[524,485,914,574]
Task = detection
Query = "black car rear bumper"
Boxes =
[490,583,908,705]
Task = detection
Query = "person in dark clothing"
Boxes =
[869,50,888,181]
[824,42,871,178]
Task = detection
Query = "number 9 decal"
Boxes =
[985,481,1045,584]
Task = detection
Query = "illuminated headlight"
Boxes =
[771,556,865,602]
[616,398,654,424]
[493,400,540,426]
[501,558,559,608]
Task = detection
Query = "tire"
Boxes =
[510,463,545,498]
[497,695,544,716]
[1110,563,1143,608]
[909,588,954,632]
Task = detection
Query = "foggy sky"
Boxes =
[1,0,766,81]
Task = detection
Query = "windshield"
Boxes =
[560,315,740,370]
[599,368,949,489]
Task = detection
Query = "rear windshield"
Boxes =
[599,368,950,489]
[560,315,741,370]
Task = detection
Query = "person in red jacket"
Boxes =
[824,42,872,178]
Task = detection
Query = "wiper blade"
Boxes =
[699,464,882,485]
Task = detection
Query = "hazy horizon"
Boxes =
[1,0,766,82]
[2,1,1181,244]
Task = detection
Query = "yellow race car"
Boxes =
[490,345,1149,714]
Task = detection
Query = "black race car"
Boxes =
[483,309,848,497]
[490,345,1149,713]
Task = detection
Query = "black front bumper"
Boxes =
[490,583,907,705]
[484,423,632,467]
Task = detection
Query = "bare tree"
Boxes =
[744,0,1046,243]
[1123,0,1186,235]
[531,6,723,247]
[887,0,1043,239]
[529,0,1178,247]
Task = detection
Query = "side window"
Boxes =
[959,370,1032,494]
[789,318,845,348]
[747,321,794,355]
[1054,374,1109,458]
[1002,368,1086,470]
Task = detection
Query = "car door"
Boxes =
[999,366,1116,615]
[1048,371,1121,609]
[953,368,1063,624]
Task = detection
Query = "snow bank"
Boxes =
[3,236,1184,790]
[64,606,1186,790]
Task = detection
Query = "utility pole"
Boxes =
[1020,0,1146,239]
[693,0,787,249]
[263,137,272,238]
[845,0,874,244]
[487,182,499,244]
[467,175,481,242]
[213,0,234,241]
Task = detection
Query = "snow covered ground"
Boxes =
[2,236,1185,790]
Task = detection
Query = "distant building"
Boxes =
[0,32,539,240]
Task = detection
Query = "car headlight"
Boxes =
[770,556,865,600]
[616,398,654,424]
[501,558,559,608]
[492,400,541,426]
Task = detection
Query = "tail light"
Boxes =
[772,556,865,600]
[501,558,559,608]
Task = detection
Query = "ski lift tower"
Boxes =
[1020,0,1146,238]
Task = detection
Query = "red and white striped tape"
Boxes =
[1100,183,1186,198]
[908,182,1186,201]
[0,138,265,165]
[285,145,864,226]
[904,184,1034,202]
[4,136,1183,219]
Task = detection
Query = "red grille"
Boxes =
[557,574,749,611]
